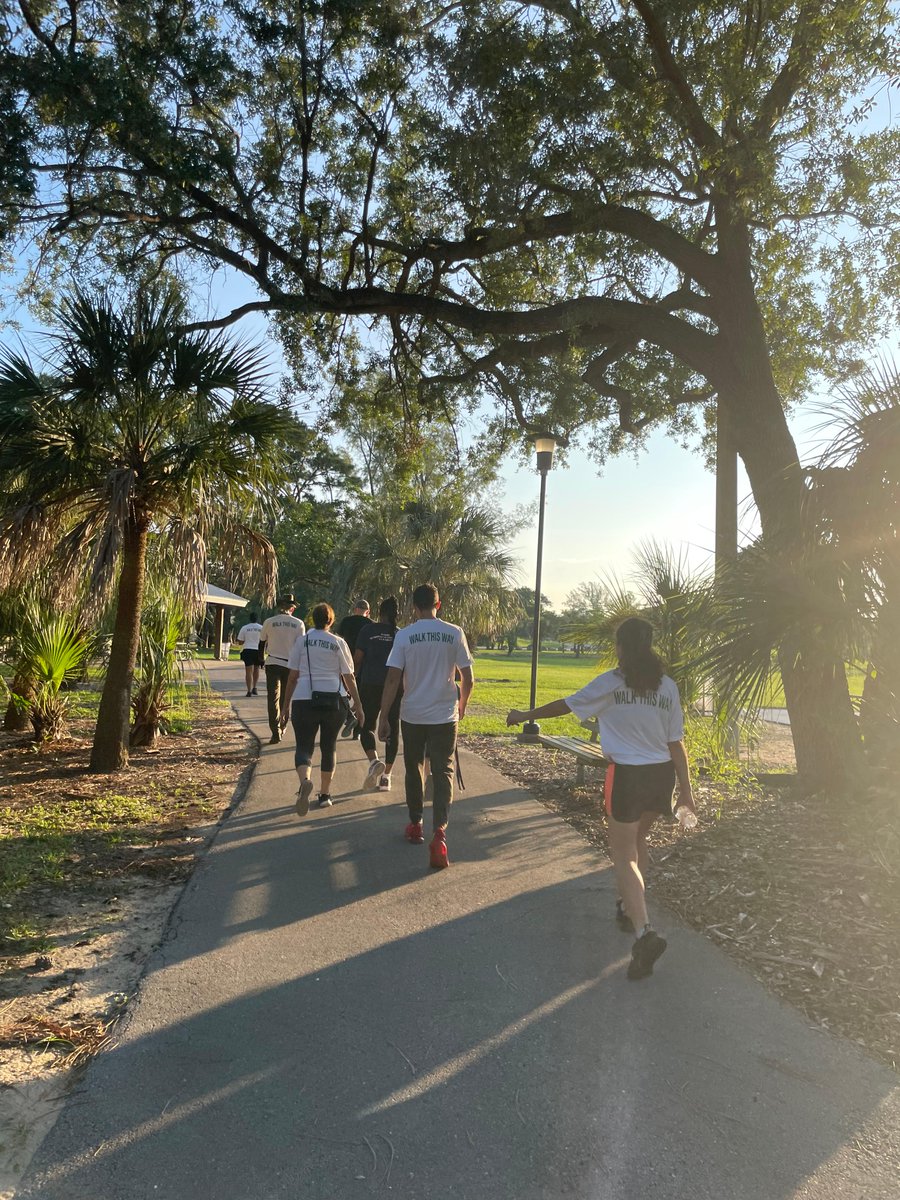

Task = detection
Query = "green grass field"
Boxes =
[465,649,612,736]
[464,648,866,736]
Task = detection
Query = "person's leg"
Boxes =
[290,701,317,816]
[401,720,427,826]
[426,721,457,831]
[637,811,658,882]
[243,657,253,694]
[265,665,281,735]
[251,656,261,692]
[358,683,380,760]
[383,690,402,775]
[607,817,648,931]
[357,683,385,789]
[316,707,343,805]
[607,786,667,979]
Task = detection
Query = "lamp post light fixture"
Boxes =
[519,434,557,743]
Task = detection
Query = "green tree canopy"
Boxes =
[5,0,900,782]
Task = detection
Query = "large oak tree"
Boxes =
[4,0,900,784]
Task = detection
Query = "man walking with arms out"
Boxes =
[260,595,305,744]
[378,583,474,869]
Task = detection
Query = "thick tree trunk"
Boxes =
[89,520,149,772]
[715,227,863,789]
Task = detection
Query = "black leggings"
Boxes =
[290,700,343,772]
[358,681,401,764]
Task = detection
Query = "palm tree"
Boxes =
[563,542,717,710]
[0,284,299,771]
[332,491,522,641]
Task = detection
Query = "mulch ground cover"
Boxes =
[463,732,900,1074]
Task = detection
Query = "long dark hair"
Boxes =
[616,617,664,693]
[379,595,399,629]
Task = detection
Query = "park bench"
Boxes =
[537,719,608,784]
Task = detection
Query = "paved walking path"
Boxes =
[17,662,900,1198]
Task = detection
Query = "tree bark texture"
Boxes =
[89,520,148,773]
[714,254,863,788]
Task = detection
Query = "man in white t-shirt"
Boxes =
[237,612,264,697]
[260,595,306,744]
[378,582,474,869]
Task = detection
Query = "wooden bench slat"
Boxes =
[537,734,608,766]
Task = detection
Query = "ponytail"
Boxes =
[615,617,664,693]
[379,595,399,630]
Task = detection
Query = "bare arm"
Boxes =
[457,665,474,718]
[353,647,364,673]
[506,698,571,726]
[341,672,363,725]
[668,739,695,810]
[280,670,299,724]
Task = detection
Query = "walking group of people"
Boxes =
[237,583,473,871]
[238,593,693,980]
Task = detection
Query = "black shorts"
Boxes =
[603,760,676,824]
[240,648,262,666]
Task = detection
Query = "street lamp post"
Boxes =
[519,435,556,743]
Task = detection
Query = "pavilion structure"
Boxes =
[202,584,249,660]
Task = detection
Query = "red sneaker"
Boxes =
[404,821,425,843]
[429,828,449,869]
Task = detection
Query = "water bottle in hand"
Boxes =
[676,805,698,830]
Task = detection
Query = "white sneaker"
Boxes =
[364,759,385,791]
[377,775,392,791]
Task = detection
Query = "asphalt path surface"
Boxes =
[17,662,900,1199]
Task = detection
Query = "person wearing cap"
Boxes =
[260,595,306,744]
[337,598,372,739]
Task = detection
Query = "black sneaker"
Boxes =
[251,688,258,696]
[615,899,635,933]
[340,715,356,739]
[627,929,667,980]
[316,794,333,808]
[295,779,314,817]
[269,732,281,744]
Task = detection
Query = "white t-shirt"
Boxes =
[386,618,473,724]
[261,612,306,665]
[237,622,263,650]
[287,630,354,703]
[565,669,684,766]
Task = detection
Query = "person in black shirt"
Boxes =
[354,596,402,791]
[337,599,372,739]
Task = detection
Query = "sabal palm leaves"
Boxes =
[333,492,521,639]
[0,284,299,770]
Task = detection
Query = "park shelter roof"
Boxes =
[202,584,248,609]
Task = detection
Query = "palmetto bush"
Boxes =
[16,615,92,742]
[130,601,186,748]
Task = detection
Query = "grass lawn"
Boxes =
[466,649,610,736]
[467,648,867,733]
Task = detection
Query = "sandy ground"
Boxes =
[0,690,255,1197]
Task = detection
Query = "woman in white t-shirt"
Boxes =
[506,617,695,981]
[281,603,363,816]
